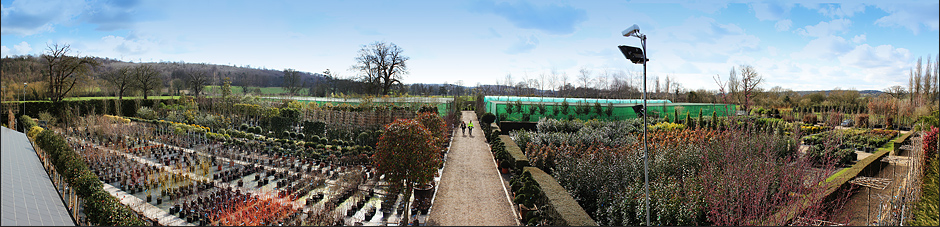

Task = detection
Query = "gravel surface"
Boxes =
[426,111,518,226]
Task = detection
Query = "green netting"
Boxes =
[484,96,736,122]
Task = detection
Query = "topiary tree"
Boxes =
[481,112,497,125]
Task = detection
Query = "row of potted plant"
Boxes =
[23,115,147,226]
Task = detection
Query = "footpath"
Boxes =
[426,111,518,226]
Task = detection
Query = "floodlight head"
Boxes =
[619,45,649,64]
[622,24,640,37]
[632,104,646,117]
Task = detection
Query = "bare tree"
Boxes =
[456,80,465,97]
[353,41,409,95]
[186,68,209,97]
[924,55,933,102]
[282,68,305,96]
[578,67,592,89]
[100,66,133,100]
[548,69,559,96]
[132,64,162,100]
[914,57,923,101]
[41,43,100,102]
[503,73,513,95]
[739,65,763,113]
[560,71,569,97]
[653,76,661,99]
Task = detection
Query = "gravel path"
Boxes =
[426,111,518,226]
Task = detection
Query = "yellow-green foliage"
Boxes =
[27,126,43,139]
[102,114,131,124]
[649,121,687,131]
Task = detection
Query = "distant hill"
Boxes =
[794,90,883,96]
[2,55,329,88]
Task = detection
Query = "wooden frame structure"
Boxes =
[849,176,892,225]
[789,216,845,226]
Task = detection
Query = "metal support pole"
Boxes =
[641,36,650,227]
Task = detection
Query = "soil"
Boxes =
[829,135,920,226]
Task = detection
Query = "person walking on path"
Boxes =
[467,121,473,136]
[460,121,467,135]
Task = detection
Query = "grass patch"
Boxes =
[825,168,849,183]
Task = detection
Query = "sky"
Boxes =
[2,0,938,91]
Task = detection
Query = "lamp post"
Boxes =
[620,24,650,226]
[22,82,27,118]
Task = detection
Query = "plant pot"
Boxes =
[519,204,538,221]
[147,194,152,202]
[500,167,510,174]
[156,197,163,205]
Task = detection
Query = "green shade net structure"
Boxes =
[483,96,736,122]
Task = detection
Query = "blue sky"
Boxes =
[2,0,938,91]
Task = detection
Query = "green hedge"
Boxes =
[499,135,529,172]
[524,167,597,226]
[2,98,177,122]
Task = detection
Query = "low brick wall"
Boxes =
[524,167,597,226]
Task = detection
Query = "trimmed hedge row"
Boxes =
[30,122,146,226]
[523,167,597,226]
[499,134,529,172]
[482,120,596,226]
[2,98,178,124]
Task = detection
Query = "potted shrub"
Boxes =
[499,159,511,174]
[374,118,442,219]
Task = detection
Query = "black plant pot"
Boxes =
[156,197,163,205]
[147,194,152,202]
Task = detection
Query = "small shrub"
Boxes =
[803,114,818,125]
[27,126,44,139]
[481,112,497,124]
[855,114,869,128]
[136,107,158,120]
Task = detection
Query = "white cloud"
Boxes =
[851,34,866,43]
[505,35,539,54]
[815,3,866,18]
[0,0,86,35]
[775,19,792,31]
[751,2,793,21]
[0,46,10,57]
[0,41,32,56]
[98,33,159,55]
[13,41,31,54]
[873,2,940,34]
[767,46,778,56]
[791,35,853,60]
[647,16,761,79]
[796,18,852,37]
[838,44,911,69]
[679,1,728,14]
